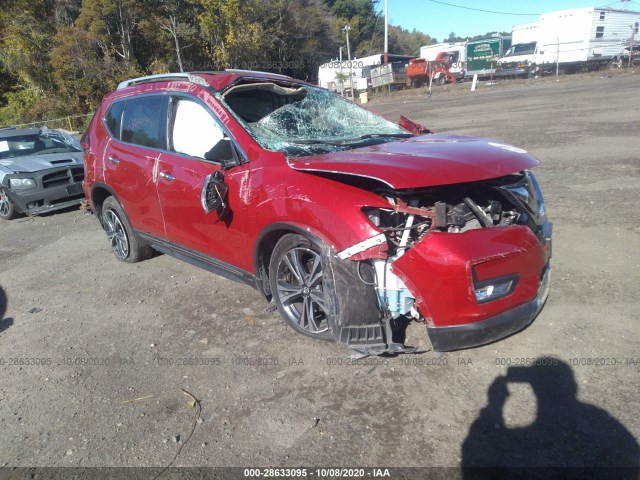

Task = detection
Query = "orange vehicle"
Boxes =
[407,51,463,88]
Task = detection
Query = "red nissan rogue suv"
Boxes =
[82,70,552,356]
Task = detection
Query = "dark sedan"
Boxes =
[0,127,85,220]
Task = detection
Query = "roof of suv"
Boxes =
[116,70,299,93]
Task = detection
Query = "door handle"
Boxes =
[159,172,175,181]
[108,156,120,165]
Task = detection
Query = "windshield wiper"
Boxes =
[355,133,413,141]
[331,132,413,146]
[289,133,412,147]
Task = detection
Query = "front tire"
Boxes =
[269,234,334,340]
[0,188,17,220]
[101,196,152,263]
[527,64,537,79]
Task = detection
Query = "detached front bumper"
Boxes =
[392,222,552,351]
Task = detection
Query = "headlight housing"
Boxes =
[9,178,37,190]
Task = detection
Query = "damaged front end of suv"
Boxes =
[217,77,552,357]
[329,169,551,355]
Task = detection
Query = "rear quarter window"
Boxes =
[105,101,124,140]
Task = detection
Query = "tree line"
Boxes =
[0,0,434,129]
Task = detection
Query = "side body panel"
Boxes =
[103,141,165,237]
[156,152,254,269]
[82,103,107,203]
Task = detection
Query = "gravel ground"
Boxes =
[0,70,638,479]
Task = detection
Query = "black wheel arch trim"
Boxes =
[90,182,121,224]
[253,222,335,299]
[260,227,341,342]
[254,224,386,350]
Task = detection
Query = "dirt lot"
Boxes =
[0,71,639,478]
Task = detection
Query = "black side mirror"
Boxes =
[201,171,229,218]
[204,137,239,169]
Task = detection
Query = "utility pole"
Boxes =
[556,36,560,79]
[384,0,389,65]
[630,24,635,68]
[339,46,344,97]
[343,25,354,101]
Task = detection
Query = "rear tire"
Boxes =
[101,196,152,263]
[269,234,334,341]
[0,188,17,220]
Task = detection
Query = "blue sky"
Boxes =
[383,0,640,42]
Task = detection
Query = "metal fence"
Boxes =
[8,114,93,134]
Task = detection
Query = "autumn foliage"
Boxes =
[0,0,434,128]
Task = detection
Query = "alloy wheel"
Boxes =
[0,190,10,217]
[275,247,329,334]
[104,209,129,260]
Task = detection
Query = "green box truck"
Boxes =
[465,36,512,78]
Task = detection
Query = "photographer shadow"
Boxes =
[0,286,13,334]
[462,358,639,479]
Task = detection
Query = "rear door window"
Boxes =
[121,96,168,149]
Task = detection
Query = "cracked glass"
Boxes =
[221,84,410,157]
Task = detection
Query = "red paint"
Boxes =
[398,116,432,135]
[83,71,550,336]
[105,141,165,237]
[289,135,539,189]
[392,226,548,327]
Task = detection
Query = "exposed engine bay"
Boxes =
[364,175,526,249]
[335,171,547,356]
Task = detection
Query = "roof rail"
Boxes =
[117,73,209,90]
[225,69,292,80]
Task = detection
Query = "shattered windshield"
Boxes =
[221,83,411,157]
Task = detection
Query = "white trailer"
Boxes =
[318,53,413,94]
[318,54,383,93]
[420,42,465,61]
[538,8,640,71]
[498,8,639,77]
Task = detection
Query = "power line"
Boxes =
[423,0,540,16]
[598,1,628,7]
[594,0,640,8]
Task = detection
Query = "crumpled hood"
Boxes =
[0,152,84,173]
[288,134,540,189]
